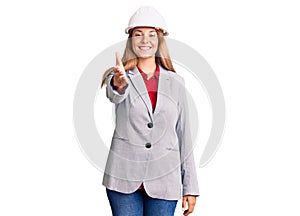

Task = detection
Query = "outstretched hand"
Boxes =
[113,52,128,88]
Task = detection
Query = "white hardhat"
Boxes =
[125,6,169,36]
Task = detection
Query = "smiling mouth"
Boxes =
[138,46,152,51]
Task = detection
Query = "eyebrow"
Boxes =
[133,30,157,33]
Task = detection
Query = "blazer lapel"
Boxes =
[153,66,170,115]
[127,67,153,120]
[127,65,170,120]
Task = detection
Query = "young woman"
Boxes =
[101,6,199,216]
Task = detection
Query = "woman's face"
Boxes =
[131,27,159,59]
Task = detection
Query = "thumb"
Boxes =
[115,52,123,67]
[182,197,187,211]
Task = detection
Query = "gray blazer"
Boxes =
[102,65,199,200]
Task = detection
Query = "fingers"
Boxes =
[115,75,127,86]
[115,52,122,66]
[113,52,128,88]
[113,67,127,87]
[182,196,196,216]
[114,52,125,76]
[182,196,187,212]
[113,66,126,79]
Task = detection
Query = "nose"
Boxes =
[141,35,150,43]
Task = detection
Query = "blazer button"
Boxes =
[145,143,152,148]
[147,122,153,128]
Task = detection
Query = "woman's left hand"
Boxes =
[182,195,197,216]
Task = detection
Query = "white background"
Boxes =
[1,0,300,215]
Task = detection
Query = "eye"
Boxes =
[134,33,142,37]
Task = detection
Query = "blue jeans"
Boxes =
[106,188,178,216]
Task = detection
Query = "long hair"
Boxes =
[100,29,176,88]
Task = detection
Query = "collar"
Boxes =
[136,64,160,80]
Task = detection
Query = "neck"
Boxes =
[137,57,156,74]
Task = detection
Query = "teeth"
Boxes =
[139,46,151,50]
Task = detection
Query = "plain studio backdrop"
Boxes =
[1,0,299,215]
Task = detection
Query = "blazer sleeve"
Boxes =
[105,71,130,104]
[176,77,200,197]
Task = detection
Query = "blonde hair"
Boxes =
[100,29,176,88]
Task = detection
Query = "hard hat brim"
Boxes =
[125,26,169,36]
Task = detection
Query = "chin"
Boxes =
[136,53,155,59]
[138,55,152,59]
